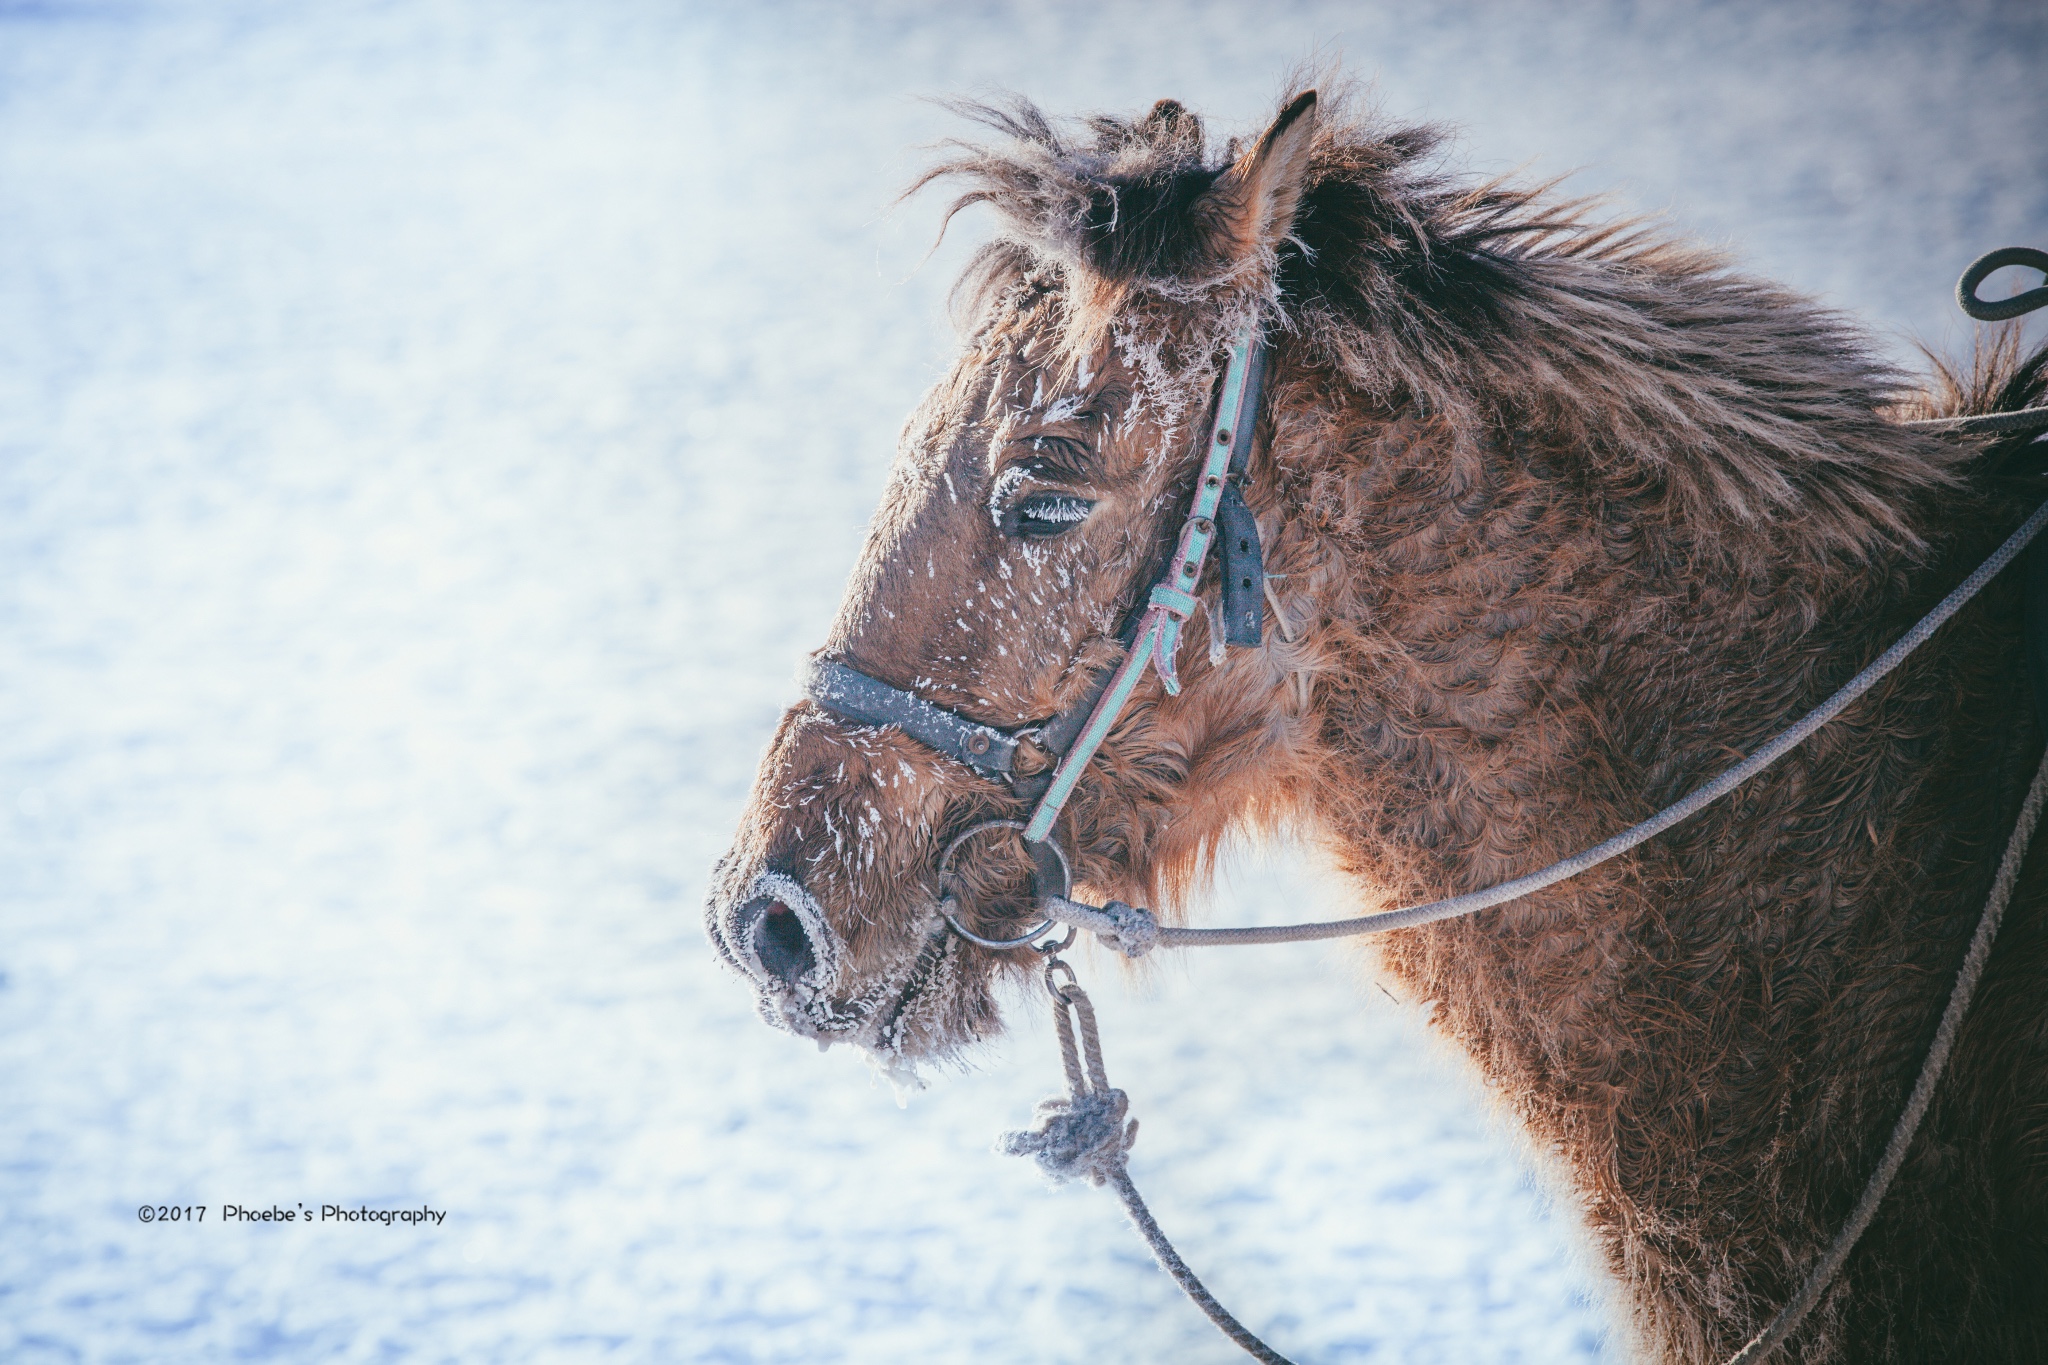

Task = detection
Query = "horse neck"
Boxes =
[1284,388,2032,1356]
[1277,386,1985,897]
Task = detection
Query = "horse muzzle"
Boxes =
[706,871,851,1035]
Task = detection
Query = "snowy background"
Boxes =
[1,2,2042,1361]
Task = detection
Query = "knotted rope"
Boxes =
[1016,740,2048,1365]
[1001,957,1298,1365]
[1042,895,1162,959]
[998,960,1135,1186]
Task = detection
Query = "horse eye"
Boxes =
[1008,492,1096,540]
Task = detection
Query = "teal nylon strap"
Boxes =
[1022,322,1261,846]
[1022,613,1169,842]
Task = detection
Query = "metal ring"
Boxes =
[937,819,1073,892]
[1043,955,1079,1000]
[1033,923,1078,956]
[934,820,1076,952]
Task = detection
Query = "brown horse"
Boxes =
[707,85,2048,1362]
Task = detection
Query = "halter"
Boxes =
[803,321,1273,914]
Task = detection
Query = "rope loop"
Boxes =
[1957,245,2048,322]
[1002,956,1299,1363]
[1043,954,1080,999]
[999,961,1135,1186]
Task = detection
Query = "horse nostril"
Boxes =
[745,895,817,985]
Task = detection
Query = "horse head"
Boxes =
[706,93,1324,1077]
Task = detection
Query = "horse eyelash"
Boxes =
[1008,492,1097,540]
[1020,495,1091,523]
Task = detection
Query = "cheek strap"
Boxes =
[802,323,1272,851]
[1021,322,1267,842]
[1216,338,1269,647]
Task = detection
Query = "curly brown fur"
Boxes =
[710,82,2048,1361]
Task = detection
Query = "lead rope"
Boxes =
[1000,957,1298,1365]
[1723,740,2048,1362]
[1047,493,2048,955]
[1008,740,2048,1365]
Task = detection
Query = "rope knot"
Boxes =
[1044,896,1162,959]
[1097,899,1161,958]
[997,1086,1137,1187]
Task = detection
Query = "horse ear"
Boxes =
[1200,91,1318,266]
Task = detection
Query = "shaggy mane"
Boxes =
[913,82,2000,558]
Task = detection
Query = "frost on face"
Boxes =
[1039,393,1085,423]
[1111,320,1190,459]
[712,857,970,1087]
[1109,305,1259,465]
[871,1047,927,1107]
[987,465,1032,528]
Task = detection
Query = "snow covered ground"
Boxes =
[0,2,2041,1361]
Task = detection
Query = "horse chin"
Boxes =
[852,921,994,1090]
